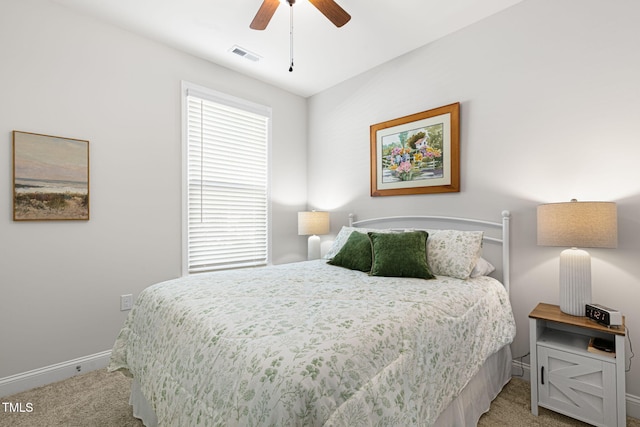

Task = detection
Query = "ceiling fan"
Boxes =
[250,0,351,31]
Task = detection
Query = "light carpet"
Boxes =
[1,369,638,426]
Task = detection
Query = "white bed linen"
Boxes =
[433,345,512,426]
[129,345,513,427]
[109,260,515,426]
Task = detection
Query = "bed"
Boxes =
[108,212,516,426]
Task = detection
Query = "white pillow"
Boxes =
[426,230,484,280]
[470,257,495,278]
[324,226,356,259]
[325,226,487,280]
[323,226,398,260]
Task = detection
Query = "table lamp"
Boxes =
[537,199,617,316]
[298,211,330,260]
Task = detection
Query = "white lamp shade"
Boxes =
[298,211,330,236]
[537,200,617,248]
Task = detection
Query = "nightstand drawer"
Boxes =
[537,346,617,426]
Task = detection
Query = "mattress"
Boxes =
[109,259,516,426]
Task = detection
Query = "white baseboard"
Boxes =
[512,360,640,420]
[627,393,640,420]
[0,350,111,398]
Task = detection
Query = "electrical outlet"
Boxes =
[120,294,133,311]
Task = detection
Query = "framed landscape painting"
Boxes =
[13,131,90,221]
[370,103,460,197]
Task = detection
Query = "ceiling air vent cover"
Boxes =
[230,45,261,62]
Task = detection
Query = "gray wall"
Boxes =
[307,0,640,398]
[0,0,307,377]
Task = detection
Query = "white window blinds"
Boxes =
[184,85,270,273]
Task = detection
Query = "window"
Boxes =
[182,82,271,274]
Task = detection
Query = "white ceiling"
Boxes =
[52,0,523,98]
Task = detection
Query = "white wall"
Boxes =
[308,0,640,399]
[3,0,639,408]
[0,0,307,378]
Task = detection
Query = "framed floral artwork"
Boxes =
[13,131,90,221]
[370,102,460,197]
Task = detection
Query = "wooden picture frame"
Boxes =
[370,102,460,197]
[13,131,90,221]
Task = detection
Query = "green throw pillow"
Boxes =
[327,231,372,272]
[368,231,435,279]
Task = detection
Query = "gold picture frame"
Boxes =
[370,102,460,197]
[13,131,90,221]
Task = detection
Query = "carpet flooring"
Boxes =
[1,369,638,426]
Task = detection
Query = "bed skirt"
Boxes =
[129,344,512,427]
[433,344,512,426]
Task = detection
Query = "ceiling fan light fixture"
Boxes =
[250,0,350,30]
[249,0,350,71]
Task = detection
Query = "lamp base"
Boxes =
[559,248,591,316]
[307,235,321,260]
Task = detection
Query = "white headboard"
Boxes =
[348,211,511,293]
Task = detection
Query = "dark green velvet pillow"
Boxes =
[327,231,372,272]
[367,231,435,279]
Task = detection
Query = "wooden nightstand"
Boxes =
[529,303,626,427]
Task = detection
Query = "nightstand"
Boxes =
[529,303,626,427]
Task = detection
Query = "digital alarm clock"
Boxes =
[585,303,622,326]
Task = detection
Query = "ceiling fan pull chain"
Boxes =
[289,2,294,72]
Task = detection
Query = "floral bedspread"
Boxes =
[109,260,515,426]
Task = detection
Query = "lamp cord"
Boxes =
[626,325,634,372]
[512,351,530,377]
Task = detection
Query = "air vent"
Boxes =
[229,45,261,62]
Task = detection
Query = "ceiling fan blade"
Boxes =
[250,0,280,30]
[308,0,351,27]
